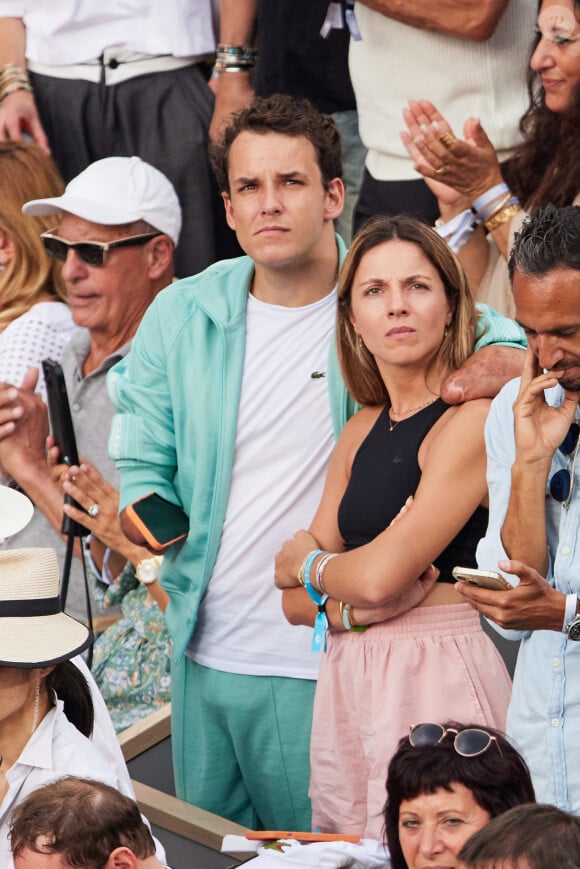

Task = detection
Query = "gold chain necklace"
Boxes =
[388,396,439,432]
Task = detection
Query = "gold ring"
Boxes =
[434,163,449,175]
[439,132,456,148]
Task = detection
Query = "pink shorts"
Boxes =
[309,603,512,840]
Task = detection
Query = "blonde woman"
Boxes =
[0,142,75,399]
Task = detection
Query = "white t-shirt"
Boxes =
[0,301,77,402]
[188,290,337,680]
[1,1,217,65]
[349,0,535,180]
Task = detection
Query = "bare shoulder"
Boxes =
[431,398,491,451]
[447,397,491,425]
[338,406,384,464]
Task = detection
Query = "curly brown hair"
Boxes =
[209,93,342,194]
[502,1,580,209]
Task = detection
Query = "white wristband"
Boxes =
[563,592,578,632]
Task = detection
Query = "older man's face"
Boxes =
[514,266,580,392]
[54,213,160,347]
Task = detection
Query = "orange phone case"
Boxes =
[125,495,187,551]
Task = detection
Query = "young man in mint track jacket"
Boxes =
[108,95,526,831]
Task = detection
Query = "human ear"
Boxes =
[146,235,174,279]
[222,192,236,231]
[105,846,139,869]
[323,177,345,223]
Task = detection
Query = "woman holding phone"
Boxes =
[274,215,512,839]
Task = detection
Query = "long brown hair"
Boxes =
[337,215,478,407]
[0,141,66,332]
[503,1,580,209]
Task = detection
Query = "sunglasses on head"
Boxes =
[549,422,580,510]
[409,723,502,757]
[40,229,161,267]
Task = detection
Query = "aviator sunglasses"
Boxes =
[409,723,502,757]
[549,422,580,510]
[40,229,161,267]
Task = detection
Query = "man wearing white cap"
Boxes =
[0,156,179,624]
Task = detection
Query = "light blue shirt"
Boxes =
[477,377,580,812]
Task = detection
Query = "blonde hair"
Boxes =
[337,215,479,406]
[0,142,66,332]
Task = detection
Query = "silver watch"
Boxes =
[135,556,162,586]
[567,613,580,641]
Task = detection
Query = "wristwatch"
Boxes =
[567,613,580,641]
[135,556,163,586]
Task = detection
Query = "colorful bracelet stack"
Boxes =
[434,181,521,253]
[0,64,32,104]
[301,550,329,652]
[213,44,258,75]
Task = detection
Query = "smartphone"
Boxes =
[452,566,512,591]
[125,492,189,551]
[42,359,89,537]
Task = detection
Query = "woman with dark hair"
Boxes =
[401,0,580,317]
[275,215,512,838]
[385,722,536,869]
[0,547,135,869]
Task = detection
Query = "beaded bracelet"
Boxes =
[213,44,257,75]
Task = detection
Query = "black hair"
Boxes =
[508,205,580,282]
[209,93,342,194]
[384,722,536,869]
[46,660,94,737]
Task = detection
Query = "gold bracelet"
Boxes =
[484,204,522,233]
[297,555,309,587]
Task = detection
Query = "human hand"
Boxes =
[401,108,467,211]
[274,529,321,589]
[401,100,503,201]
[511,345,577,464]
[0,89,50,153]
[62,462,129,555]
[455,559,565,632]
[46,435,69,489]
[0,369,49,479]
[441,346,525,404]
[209,73,255,142]
[353,563,440,625]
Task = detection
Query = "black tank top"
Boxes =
[337,399,488,583]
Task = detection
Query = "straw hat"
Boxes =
[0,548,92,667]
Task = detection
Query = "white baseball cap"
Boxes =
[23,156,182,244]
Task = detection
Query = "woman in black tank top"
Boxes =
[274,216,512,840]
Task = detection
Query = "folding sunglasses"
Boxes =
[409,723,502,757]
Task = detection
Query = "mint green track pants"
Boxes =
[172,657,316,830]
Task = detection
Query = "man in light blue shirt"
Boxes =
[458,204,580,811]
